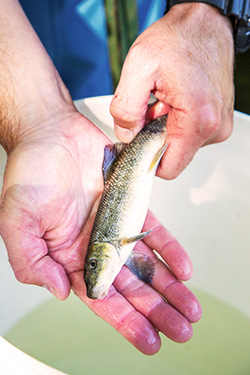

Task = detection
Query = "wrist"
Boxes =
[167,2,233,28]
[0,71,75,154]
[163,3,233,50]
[165,0,250,52]
[0,0,75,154]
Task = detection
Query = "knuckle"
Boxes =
[111,92,147,128]
[218,121,233,142]
[110,97,137,124]
[214,116,234,143]
[200,109,221,137]
[126,39,149,64]
[201,106,234,144]
[13,267,29,284]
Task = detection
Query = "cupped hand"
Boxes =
[0,111,201,355]
[0,111,107,299]
[110,3,234,179]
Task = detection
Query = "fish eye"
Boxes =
[89,259,97,270]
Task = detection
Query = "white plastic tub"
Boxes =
[0,96,250,374]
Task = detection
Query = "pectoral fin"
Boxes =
[121,230,152,246]
[125,252,155,284]
[103,142,126,182]
[107,230,152,253]
[149,143,169,172]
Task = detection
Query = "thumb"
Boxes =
[0,190,70,300]
[3,230,71,300]
[110,49,156,143]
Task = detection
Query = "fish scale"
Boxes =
[90,116,167,242]
[84,115,167,299]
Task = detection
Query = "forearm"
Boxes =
[0,0,74,153]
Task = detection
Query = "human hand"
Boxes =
[72,209,202,355]
[110,3,234,179]
[0,112,108,299]
[0,111,201,355]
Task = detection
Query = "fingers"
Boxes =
[155,104,233,179]
[112,235,201,342]
[68,228,162,355]
[111,69,232,180]
[112,88,233,181]
[114,267,194,343]
[110,8,234,180]
[129,238,202,323]
[202,109,234,146]
[0,188,71,300]
[71,253,200,355]
[70,208,201,354]
[110,44,157,143]
[146,100,171,122]
[2,230,71,300]
[141,210,202,323]
[143,210,193,281]
[70,271,161,355]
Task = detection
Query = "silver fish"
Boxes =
[84,115,167,299]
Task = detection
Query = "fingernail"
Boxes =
[114,125,134,143]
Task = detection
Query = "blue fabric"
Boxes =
[19,0,166,100]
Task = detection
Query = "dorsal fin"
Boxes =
[102,142,126,181]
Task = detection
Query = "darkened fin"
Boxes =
[102,142,126,181]
[125,252,155,284]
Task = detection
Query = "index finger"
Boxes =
[142,210,193,281]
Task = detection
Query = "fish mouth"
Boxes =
[86,286,108,300]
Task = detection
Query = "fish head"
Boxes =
[84,242,120,300]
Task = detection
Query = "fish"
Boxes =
[84,115,168,299]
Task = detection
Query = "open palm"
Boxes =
[0,111,201,355]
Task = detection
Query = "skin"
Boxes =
[0,0,201,355]
[110,3,235,179]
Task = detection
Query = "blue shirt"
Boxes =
[19,0,165,100]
